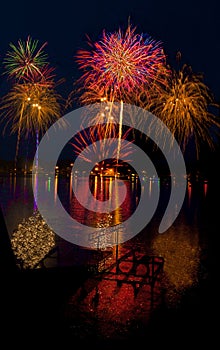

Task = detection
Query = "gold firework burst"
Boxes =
[147,63,220,156]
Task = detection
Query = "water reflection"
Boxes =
[66,249,164,340]
[0,175,35,236]
[0,174,211,316]
[152,223,200,306]
[66,176,139,227]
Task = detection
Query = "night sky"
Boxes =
[0,0,220,161]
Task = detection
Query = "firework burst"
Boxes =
[147,63,220,156]
[22,64,57,88]
[72,24,169,164]
[70,102,133,163]
[1,35,65,168]
[71,123,133,164]
[4,35,48,82]
[75,24,169,104]
[0,82,63,166]
[0,82,61,137]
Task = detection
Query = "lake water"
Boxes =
[0,173,217,343]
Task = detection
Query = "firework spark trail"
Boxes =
[116,100,124,163]
[147,63,220,156]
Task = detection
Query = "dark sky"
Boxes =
[0,0,220,160]
[0,0,219,93]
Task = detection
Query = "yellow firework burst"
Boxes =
[147,64,220,156]
[0,83,62,137]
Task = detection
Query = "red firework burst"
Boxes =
[76,24,168,102]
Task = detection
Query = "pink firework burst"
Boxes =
[76,24,168,101]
